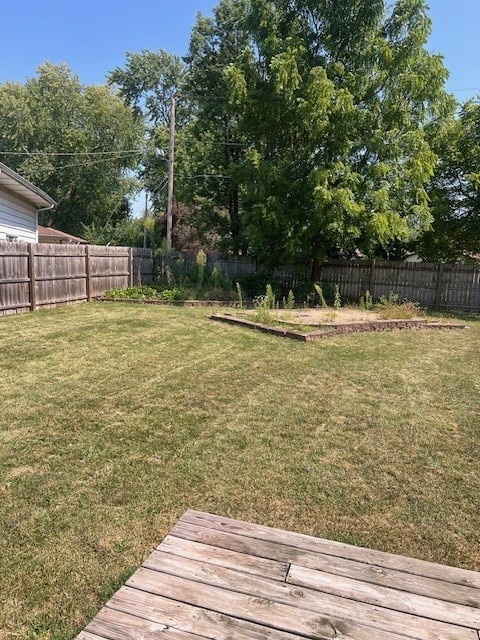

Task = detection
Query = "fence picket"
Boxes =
[164,252,480,313]
[0,242,153,316]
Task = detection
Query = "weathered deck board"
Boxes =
[180,510,480,588]
[78,510,480,640]
[169,522,480,606]
[158,534,290,580]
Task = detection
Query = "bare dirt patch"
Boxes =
[242,307,426,325]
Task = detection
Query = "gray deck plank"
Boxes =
[158,534,289,581]
[138,551,476,640]
[181,510,480,589]
[86,607,205,639]
[170,521,480,607]
[76,511,480,640]
[114,580,408,640]
[107,586,326,640]
[287,563,480,628]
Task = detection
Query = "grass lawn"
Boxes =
[0,302,479,639]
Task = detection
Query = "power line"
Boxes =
[0,149,142,157]
[45,154,142,171]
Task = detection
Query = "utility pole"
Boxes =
[143,191,148,249]
[166,94,176,252]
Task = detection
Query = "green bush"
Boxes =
[359,290,373,310]
[104,286,158,299]
[376,300,424,319]
[159,288,184,300]
[286,289,295,310]
[235,272,281,298]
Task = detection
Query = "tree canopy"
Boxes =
[417,98,480,261]
[0,63,144,236]
[221,0,455,265]
[2,2,477,263]
[110,0,457,265]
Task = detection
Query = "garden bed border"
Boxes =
[210,313,467,342]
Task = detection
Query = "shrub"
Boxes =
[159,288,184,300]
[378,291,400,307]
[359,290,373,311]
[333,284,342,309]
[376,300,424,320]
[105,286,158,299]
[286,289,295,310]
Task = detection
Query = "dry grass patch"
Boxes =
[0,303,479,639]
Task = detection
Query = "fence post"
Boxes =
[434,263,444,310]
[128,247,133,287]
[28,243,37,312]
[369,259,376,298]
[311,258,322,283]
[85,245,92,302]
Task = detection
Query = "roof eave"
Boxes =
[0,162,56,209]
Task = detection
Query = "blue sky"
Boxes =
[0,1,479,102]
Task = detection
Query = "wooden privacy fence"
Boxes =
[0,242,153,316]
[166,251,480,312]
[316,260,480,312]
[163,251,309,292]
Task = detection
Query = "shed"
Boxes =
[0,162,56,243]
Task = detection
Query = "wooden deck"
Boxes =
[77,510,480,640]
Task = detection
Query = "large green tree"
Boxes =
[0,63,144,236]
[108,50,187,210]
[109,16,253,254]
[184,0,251,252]
[222,0,455,265]
[417,97,480,262]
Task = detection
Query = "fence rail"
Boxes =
[2,243,479,314]
[167,251,480,313]
[0,242,153,316]
[315,260,480,312]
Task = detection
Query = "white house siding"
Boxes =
[0,187,38,243]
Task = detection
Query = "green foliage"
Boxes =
[157,254,236,301]
[333,285,342,310]
[220,0,454,265]
[196,249,208,290]
[251,283,277,323]
[159,288,184,300]
[417,98,480,262]
[378,291,400,307]
[359,290,374,311]
[313,284,328,308]
[109,49,188,127]
[265,284,276,309]
[105,286,158,299]
[211,266,222,289]
[286,290,295,310]
[82,217,149,247]
[0,63,144,236]
[236,282,244,309]
[183,0,252,253]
